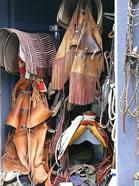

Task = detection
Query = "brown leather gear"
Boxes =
[6,77,30,128]
[29,122,48,185]
[51,0,104,105]
[2,132,29,175]
[27,84,53,128]
[5,78,31,172]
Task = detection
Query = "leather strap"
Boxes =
[95,128,113,185]
[21,90,32,95]
[45,150,69,186]
[50,96,68,158]
[44,137,51,172]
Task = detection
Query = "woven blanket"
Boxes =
[8,28,57,77]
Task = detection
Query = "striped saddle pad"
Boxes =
[0,28,57,77]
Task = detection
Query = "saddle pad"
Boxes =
[0,28,57,77]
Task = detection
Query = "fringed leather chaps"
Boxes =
[51,0,84,91]
[51,0,104,105]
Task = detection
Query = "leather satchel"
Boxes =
[57,0,103,29]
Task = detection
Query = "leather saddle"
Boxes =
[0,28,57,77]
[57,0,103,29]
[0,28,19,74]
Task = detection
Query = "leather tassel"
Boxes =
[51,47,75,90]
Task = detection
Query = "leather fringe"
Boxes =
[69,72,101,105]
[51,47,75,90]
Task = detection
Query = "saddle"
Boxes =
[0,28,57,77]
[0,29,19,73]
[55,112,113,186]
[57,0,103,29]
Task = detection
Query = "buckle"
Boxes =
[21,108,29,111]
[21,90,32,94]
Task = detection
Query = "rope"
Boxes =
[108,84,116,125]
[55,116,83,165]
[119,1,139,146]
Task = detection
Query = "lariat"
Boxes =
[119,1,139,156]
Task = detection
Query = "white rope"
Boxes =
[111,120,116,143]
[108,84,116,124]
[16,173,22,185]
[55,115,83,165]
